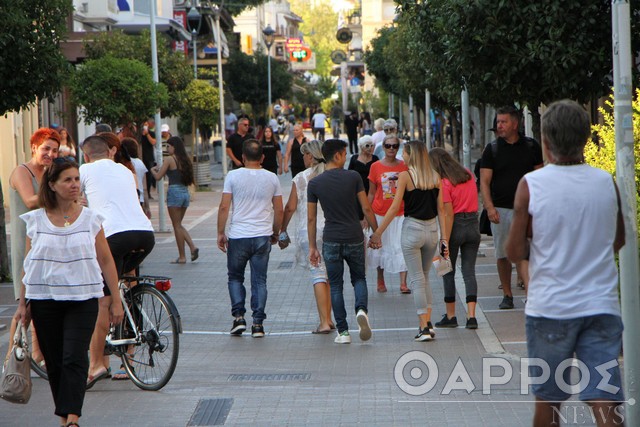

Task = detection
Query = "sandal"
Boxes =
[377,278,387,293]
[111,364,130,381]
[65,422,80,427]
[191,247,200,262]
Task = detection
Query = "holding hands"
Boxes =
[368,232,382,250]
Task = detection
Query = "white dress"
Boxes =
[292,167,326,273]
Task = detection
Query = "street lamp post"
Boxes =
[187,3,202,184]
[262,24,276,109]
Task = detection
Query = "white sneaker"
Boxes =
[356,309,372,341]
[334,330,351,344]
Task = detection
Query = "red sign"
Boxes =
[172,10,188,57]
[286,38,303,53]
[289,47,312,62]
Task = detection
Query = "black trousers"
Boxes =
[31,298,99,418]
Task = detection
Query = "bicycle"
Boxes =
[29,275,181,391]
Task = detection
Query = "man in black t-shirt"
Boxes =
[140,118,157,200]
[480,106,543,309]
[307,139,379,344]
[226,117,253,169]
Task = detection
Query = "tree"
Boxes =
[394,0,640,138]
[179,77,220,135]
[69,56,168,128]
[290,0,342,77]
[225,50,292,114]
[85,30,192,118]
[0,0,73,115]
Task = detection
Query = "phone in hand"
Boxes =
[440,241,448,258]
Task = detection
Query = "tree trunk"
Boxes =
[478,104,486,150]
[451,113,461,161]
[0,179,11,282]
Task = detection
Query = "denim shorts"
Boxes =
[167,185,190,208]
[525,314,624,402]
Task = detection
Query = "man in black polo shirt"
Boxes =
[480,106,543,309]
[226,117,253,169]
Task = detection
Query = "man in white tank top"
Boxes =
[506,100,625,426]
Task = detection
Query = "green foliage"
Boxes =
[69,56,168,128]
[586,90,640,235]
[179,79,220,133]
[290,0,342,76]
[371,0,640,120]
[85,30,192,118]
[225,50,292,113]
[219,0,269,17]
[0,0,73,115]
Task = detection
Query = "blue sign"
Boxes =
[203,46,218,54]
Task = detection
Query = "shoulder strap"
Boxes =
[21,164,36,178]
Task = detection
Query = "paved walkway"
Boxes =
[0,141,596,426]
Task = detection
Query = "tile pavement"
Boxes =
[0,144,598,426]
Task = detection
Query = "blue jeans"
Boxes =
[227,236,272,324]
[323,241,368,333]
[526,314,624,402]
[443,212,480,303]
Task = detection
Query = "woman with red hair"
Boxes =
[6,128,60,364]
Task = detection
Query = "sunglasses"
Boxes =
[383,143,400,149]
[363,143,373,148]
[383,128,395,132]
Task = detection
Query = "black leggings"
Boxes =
[31,298,99,418]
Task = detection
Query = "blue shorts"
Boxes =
[525,314,624,402]
[167,185,190,208]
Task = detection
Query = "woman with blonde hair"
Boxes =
[369,141,448,341]
[279,140,334,333]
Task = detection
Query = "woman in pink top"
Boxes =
[367,134,410,294]
[429,148,480,329]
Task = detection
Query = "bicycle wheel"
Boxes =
[26,321,48,381]
[118,285,179,391]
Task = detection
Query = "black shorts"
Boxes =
[102,230,155,296]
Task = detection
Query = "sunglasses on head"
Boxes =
[383,143,400,149]
[53,156,77,165]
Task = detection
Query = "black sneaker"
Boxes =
[414,327,434,342]
[251,324,265,338]
[435,314,458,328]
[466,317,478,329]
[427,321,435,338]
[499,295,514,309]
[230,318,246,336]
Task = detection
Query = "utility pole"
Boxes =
[425,90,431,148]
[612,2,639,425]
[150,0,167,231]
[461,87,470,170]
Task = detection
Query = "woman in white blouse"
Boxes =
[14,158,123,427]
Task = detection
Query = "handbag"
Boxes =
[1,324,32,404]
[432,256,453,277]
[479,209,493,236]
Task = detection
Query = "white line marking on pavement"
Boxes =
[452,268,507,355]
[182,327,420,336]
[158,207,218,245]
[481,309,525,313]
[501,341,527,345]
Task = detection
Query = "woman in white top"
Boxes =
[14,158,123,427]
[57,127,77,158]
[279,140,334,333]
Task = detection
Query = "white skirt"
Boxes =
[367,214,407,273]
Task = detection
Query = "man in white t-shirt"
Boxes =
[80,135,155,382]
[311,108,327,141]
[217,139,283,338]
[225,110,238,139]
